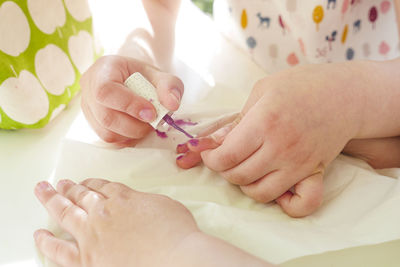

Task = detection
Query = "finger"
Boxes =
[81,100,133,143]
[34,229,80,267]
[241,79,271,114]
[176,143,189,154]
[196,113,239,137]
[81,178,133,198]
[201,109,264,172]
[34,182,86,235]
[113,138,140,148]
[176,151,202,169]
[91,104,152,139]
[124,58,184,111]
[184,123,234,153]
[276,172,324,218]
[220,145,276,186]
[94,81,157,123]
[239,169,295,204]
[187,138,220,153]
[150,72,184,111]
[95,60,183,118]
[57,180,106,212]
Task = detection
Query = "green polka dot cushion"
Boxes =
[0,0,99,129]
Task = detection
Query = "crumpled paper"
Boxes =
[43,108,400,266]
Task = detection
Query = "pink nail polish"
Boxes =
[189,139,199,146]
[176,144,189,154]
[177,155,184,160]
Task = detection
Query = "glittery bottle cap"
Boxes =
[124,72,170,128]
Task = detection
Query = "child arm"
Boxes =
[395,0,400,37]
[141,0,182,70]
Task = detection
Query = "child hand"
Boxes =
[178,64,362,217]
[80,55,184,146]
[34,179,199,267]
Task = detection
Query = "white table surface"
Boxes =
[0,98,81,267]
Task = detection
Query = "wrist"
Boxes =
[350,59,400,138]
[167,231,272,267]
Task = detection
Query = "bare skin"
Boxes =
[177,59,400,217]
[35,0,400,266]
[80,55,184,146]
[34,179,271,267]
[81,0,400,218]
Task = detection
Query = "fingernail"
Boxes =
[211,126,232,142]
[33,230,41,239]
[188,139,199,146]
[58,179,72,187]
[170,88,181,104]
[177,143,189,153]
[139,109,155,122]
[36,181,49,191]
[177,155,184,160]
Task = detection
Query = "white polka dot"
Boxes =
[64,0,91,22]
[68,30,94,73]
[0,1,30,57]
[0,70,49,125]
[35,44,75,95]
[27,0,66,35]
[49,104,66,122]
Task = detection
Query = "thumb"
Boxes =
[276,172,324,218]
[150,72,184,111]
[186,121,237,153]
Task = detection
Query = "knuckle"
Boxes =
[123,101,137,116]
[54,241,63,258]
[252,192,274,203]
[221,170,249,186]
[202,151,234,172]
[133,125,151,139]
[118,188,132,200]
[59,204,73,224]
[201,153,219,171]
[98,111,114,129]
[98,130,117,143]
[101,182,120,193]
[76,189,90,205]
[222,152,240,169]
[171,76,185,93]
[126,58,144,73]
[95,81,113,104]
[81,178,93,186]
[241,186,275,204]
[81,248,95,266]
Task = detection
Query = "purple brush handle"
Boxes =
[163,114,194,138]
